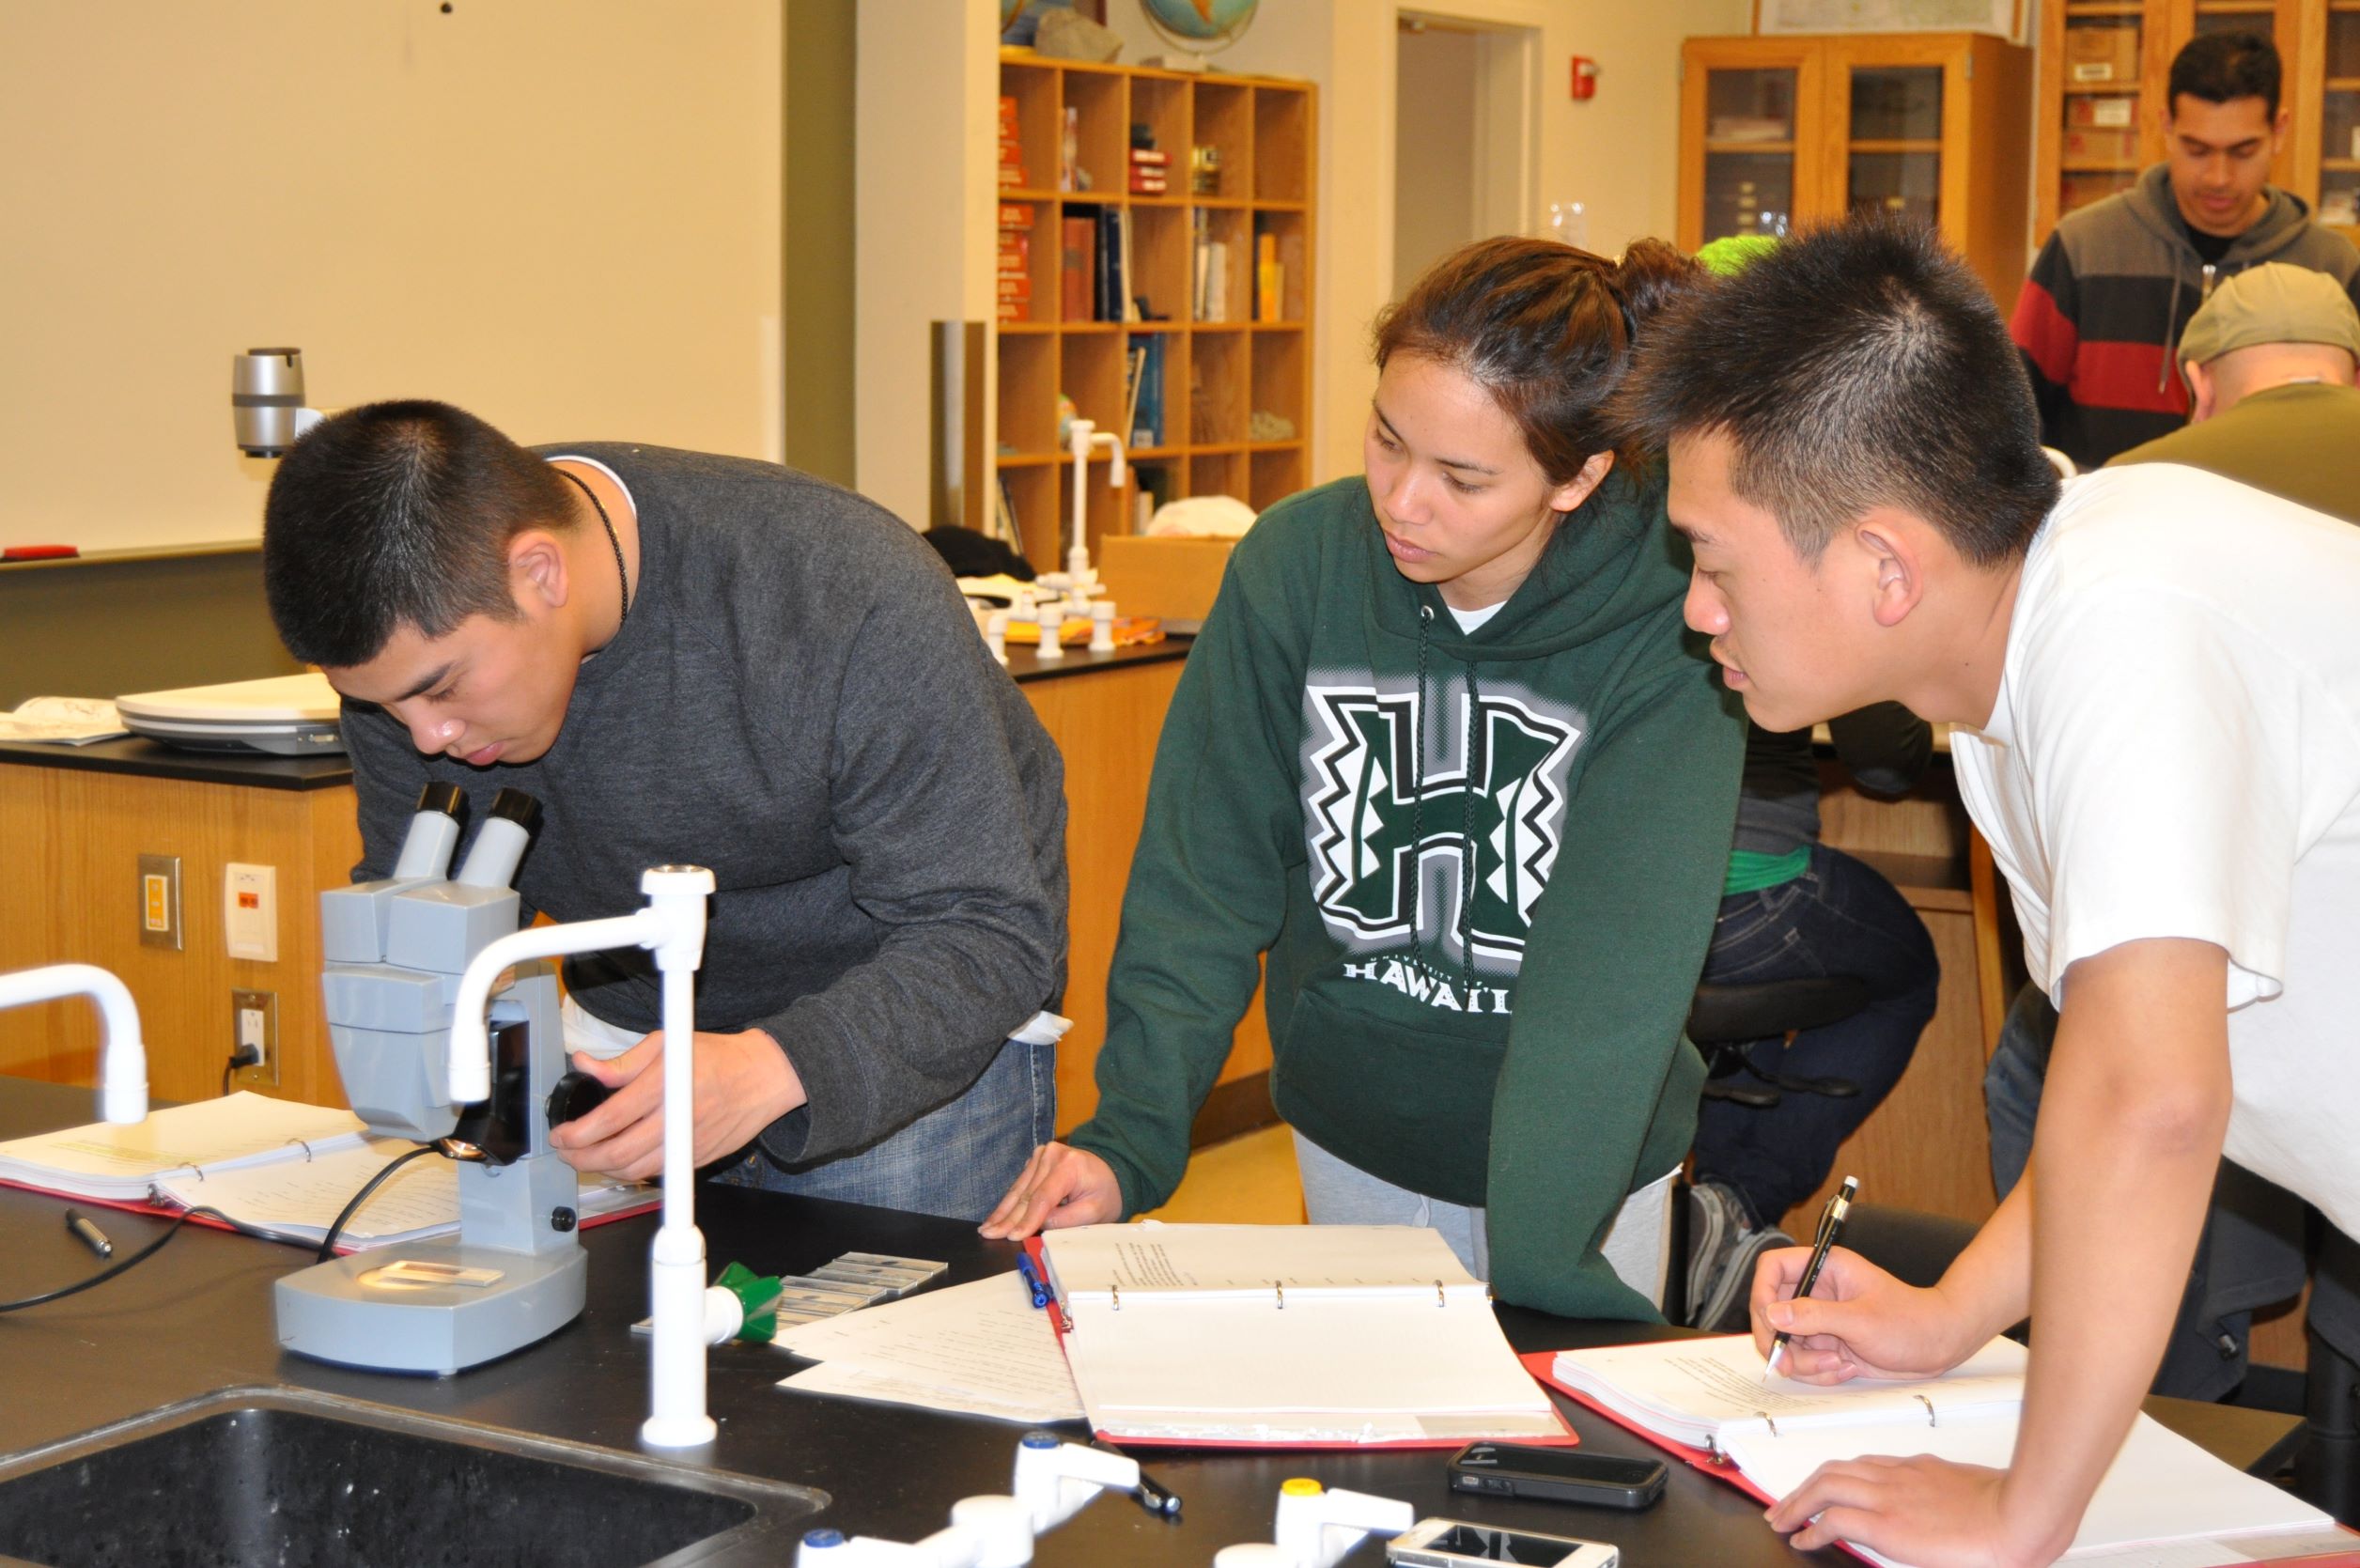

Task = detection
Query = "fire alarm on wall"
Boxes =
[1571,56,1599,101]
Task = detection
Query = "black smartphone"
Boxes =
[1447,1440,1668,1511]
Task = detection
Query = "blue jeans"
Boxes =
[710,1034,1055,1222]
[1691,844,1941,1229]
[1983,980,2057,1199]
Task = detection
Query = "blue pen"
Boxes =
[1015,1250,1052,1310]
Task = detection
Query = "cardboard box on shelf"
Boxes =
[1096,536,1238,623]
[2064,23,2140,85]
[2065,95,2137,130]
[2063,127,2139,164]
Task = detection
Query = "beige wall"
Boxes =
[0,3,783,554]
[1101,0,1751,488]
[854,0,1001,528]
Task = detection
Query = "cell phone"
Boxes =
[1446,1441,1668,1511]
[1386,1518,1619,1567]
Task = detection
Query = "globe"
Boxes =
[1141,0,1260,57]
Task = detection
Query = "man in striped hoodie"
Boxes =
[2011,31,2359,470]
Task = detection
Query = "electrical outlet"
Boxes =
[230,989,279,1088]
[137,853,182,951]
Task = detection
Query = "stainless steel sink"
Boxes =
[0,1387,826,1568]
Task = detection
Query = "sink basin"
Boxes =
[0,1387,826,1568]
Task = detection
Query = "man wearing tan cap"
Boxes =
[2110,260,2360,523]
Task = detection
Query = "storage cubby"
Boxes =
[1251,85,1311,203]
[993,52,1316,566]
[998,461,1062,570]
[1130,73,1190,190]
[1062,330,1126,442]
[1062,68,1128,196]
[1250,446,1306,512]
[1190,450,1248,504]
[1189,330,1248,445]
[1128,204,1192,325]
[1194,207,1252,324]
[1190,81,1254,203]
[1001,62,1061,196]
[996,331,1060,458]
[1250,210,1309,323]
[1249,329,1306,442]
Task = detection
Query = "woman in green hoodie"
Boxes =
[981,236,1745,1319]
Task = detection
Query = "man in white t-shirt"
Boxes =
[1619,213,2360,1567]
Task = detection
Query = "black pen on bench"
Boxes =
[1764,1175,1856,1383]
[1095,1436,1182,1520]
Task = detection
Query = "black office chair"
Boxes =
[1685,976,1871,1110]
[1666,1194,1979,1332]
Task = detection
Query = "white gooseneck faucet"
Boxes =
[0,964,146,1125]
[445,864,719,1447]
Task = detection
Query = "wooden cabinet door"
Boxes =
[1679,38,1828,251]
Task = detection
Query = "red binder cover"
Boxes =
[1023,1234,1579,1452]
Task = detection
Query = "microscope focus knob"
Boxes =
[546,1069,613,1129]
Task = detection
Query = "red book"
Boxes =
[1061,216,1095,320]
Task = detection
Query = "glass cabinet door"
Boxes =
[1842,64,1945,225]
[2323,3,2360,231]
[1700,67,1800,241]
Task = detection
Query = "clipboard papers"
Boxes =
[1032,1222,1575,1449]
[1538,1337,2346,1565]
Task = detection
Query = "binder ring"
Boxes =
[284,1138,316,1163]
[1755,1412,1779,1436]
[1274,1281,1284,1310]
[1436,1281,1445,1308]
[1110,1282,1120,1312]
[1916,1394,1937,1427]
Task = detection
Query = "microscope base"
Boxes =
[274,1241,587,1375]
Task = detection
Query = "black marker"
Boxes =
[65,1207,114,1259]
[1765,1175,1856,1381]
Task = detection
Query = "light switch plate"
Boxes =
[137,853,182,951]
[224,862,278,962]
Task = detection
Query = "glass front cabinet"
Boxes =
[1679,33,2036,307]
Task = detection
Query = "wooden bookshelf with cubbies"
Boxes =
[2035,0,2358,243]
[995,52,1316,574]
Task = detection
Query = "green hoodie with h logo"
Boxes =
[1068,473,1745,1320]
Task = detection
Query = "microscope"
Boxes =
[274,783,594,1375]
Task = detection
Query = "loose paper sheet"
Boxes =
[773,1272,1083,1421]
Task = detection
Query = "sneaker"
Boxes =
[1683,1181,1747,1326]
[1697,1221,1796,1335]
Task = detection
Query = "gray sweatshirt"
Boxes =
[344,444,1068,1167]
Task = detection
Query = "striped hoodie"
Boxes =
[2010,163,2360,470]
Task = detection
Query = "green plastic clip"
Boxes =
[713,1260,784,1343]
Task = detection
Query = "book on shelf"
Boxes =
[0,1092,656,1253]
[1032,1221,1575,1449]
[1121,342,1149,455]
[1130,333,1166,449]
[1094,206,1126,323]
[1541,1335,2348,1565]
[1256,232,1282,323]
[1061,216,1095,321]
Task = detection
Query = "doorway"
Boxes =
[1393,10,1541,294]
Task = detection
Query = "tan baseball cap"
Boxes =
[2179,262,2360,368]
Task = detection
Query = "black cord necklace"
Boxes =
[556,467,631,630]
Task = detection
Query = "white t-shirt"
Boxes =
[1951,463,2360,1234]
[1446,599,1504,633]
